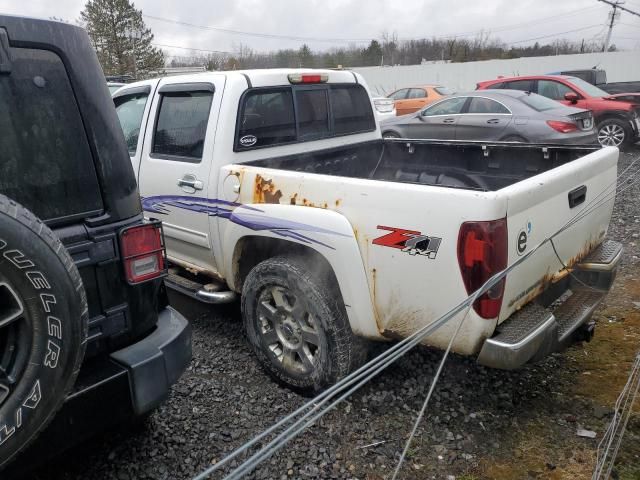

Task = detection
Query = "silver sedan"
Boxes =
[380,90,597,145]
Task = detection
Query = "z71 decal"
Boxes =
[372,226,442,259]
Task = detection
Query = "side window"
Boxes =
[237,88,296,149]
[114,92,149,155]
[408,88,426,99]
[467,98,510,114]
[389,89,408,100]
[330,85,376,135]
[504,80,533,92]
[538,80,575,100]
[152,90,213,162]
[483,82,504,90]
[295,89,329,139]
[422,97,467,116]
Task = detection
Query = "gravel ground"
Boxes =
[35,145,640,480]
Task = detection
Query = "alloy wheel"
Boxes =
[256,285,321,376]
[597,124,625,147]
[0,283,30,407]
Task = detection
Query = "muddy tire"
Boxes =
[0,195,88,470]
[242,255,366,394]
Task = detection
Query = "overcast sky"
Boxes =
[2,0,639,57]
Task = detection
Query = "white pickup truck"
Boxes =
[113,69,622,392]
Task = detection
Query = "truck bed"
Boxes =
[245,139,600,192]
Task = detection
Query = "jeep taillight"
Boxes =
[457,219,508,319]
[119,222,167,284]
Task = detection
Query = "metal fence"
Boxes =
[353,50,640,95]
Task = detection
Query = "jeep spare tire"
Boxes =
[0,195,88,469]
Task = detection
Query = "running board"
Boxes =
[164,272,237,304]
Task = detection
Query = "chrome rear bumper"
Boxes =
[477,240,622,370]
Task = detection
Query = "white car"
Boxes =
[113,69,621,393]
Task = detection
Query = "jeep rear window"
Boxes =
[236,83,375,150]
[0,48,103,224]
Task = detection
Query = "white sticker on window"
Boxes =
[239,135,257,147]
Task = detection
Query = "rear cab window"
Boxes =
[236,83,375,151]
[0,47,103,224]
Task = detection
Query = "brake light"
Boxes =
[546,120,578,133]
[119,222,167,284]
[288,73,328,84]
[457,219,508,319]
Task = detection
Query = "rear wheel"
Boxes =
[0,195,88,470]
[597,118,631,147]
[242,256,366,394]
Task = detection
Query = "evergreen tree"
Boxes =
[80,0,164,79]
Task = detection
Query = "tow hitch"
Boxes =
[577,320,596,343]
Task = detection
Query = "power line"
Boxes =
[144,14,372,44]
[151,42,231,55]
[508,24,603,45]
[144,6,603,47]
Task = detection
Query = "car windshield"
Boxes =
[518,92,564,112]
[434,86,454,95]
[566,77,609,97]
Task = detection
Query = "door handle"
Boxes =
[177,175,203,191]
[487,118,500,124]
[443,118,455,124]
[568,185,587,208]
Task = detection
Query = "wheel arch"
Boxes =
[220,205,381,339]
[594,111,633,126]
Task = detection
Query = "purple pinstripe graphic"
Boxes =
[141,195,347,249]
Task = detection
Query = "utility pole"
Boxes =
[598,0,640,51]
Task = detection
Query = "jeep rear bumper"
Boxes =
[9,307,191,475]
[477,240,622,370]
[111,306,192,415]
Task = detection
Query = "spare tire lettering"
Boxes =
[3,249,35,269]
[47,317,62,340]
[26,271,51,290]
[44,341,61,369]
[0,380,42,446]
[40,293,56,313]
[22,380,42,409]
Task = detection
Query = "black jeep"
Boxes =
[0,15,191,472]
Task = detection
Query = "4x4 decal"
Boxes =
[372,226,442,259]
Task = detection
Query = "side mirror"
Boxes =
[564,92,579,104]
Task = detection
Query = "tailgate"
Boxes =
[499,146,618,322]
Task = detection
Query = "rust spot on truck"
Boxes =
[290,193,298,205]
[253,174,283,204]
[335,199,342,207]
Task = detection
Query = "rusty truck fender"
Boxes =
[218,203,382,340]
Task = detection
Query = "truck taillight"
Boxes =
[546,120,578,133]
[288,73,328,84]
[457,219,508,319]
[119,222,167,284]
